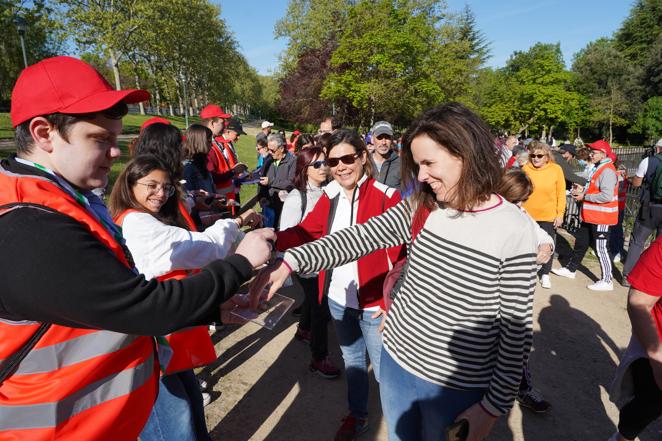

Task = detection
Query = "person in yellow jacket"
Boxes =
[522,141,566,289]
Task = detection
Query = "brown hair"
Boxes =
[293,147,325,191]
[527,141,556,164]
[498,169,534,204]
[183,124,212,159]
[401,103,502,212]
[108,154,187,229]
[327,129,372,178]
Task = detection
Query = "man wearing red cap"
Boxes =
[552,140,618,291]
[0,56,274,440]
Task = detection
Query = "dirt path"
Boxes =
[201,241,662,441]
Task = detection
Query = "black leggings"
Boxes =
[295,275,330,361]
[537,221,556,275]
[618,358,662,439]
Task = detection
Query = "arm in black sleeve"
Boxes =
[0,208,253,336]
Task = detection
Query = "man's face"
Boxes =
[561,151,573,161]
[589,149,605,164]
[209,118,224,136]
[263,127,271,135]
[225,130,238,142]
[374,134,393,155]
[319,119,332,134]
[49,115,122,190]
[268,140,284,160]
[505,137,518,149]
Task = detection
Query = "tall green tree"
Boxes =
[632,96,662,142]
[572,38,641,143]
[614,0,662,66]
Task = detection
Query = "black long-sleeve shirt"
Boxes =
[0,159,253,336]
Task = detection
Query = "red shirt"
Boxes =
[628,235,662,341]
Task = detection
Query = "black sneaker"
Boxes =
[517,389,551,413]
[291,306,303,317]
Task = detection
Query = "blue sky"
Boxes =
[220,0,635,75]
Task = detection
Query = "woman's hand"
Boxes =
[237,209,263,229]
[259,177,269,186]
[536,243,553,264]
[371,308,387,333]
[553,216,563,229]
[454,403,498,441]
[234,228,276,269]
[248,260,292,310]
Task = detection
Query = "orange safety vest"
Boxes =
[209,137,237,194]
[114,203,217,376]
[0,165,158,440]
[581,162,619,225]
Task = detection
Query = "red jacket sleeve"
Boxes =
[384,190,406,264]
[276,194,330,251]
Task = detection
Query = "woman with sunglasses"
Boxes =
[251,104,538,441]
[521,141,566,289]
[272,129,403,440]
[278,147,340,379]
[109,154,257,441]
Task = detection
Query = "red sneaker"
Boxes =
[309,356,341,379]
[334,414,368,441]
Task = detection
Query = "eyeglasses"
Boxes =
[135,181,176,197]
[530,154,546,159]
[326,153,360,167]
[308,160,327,169]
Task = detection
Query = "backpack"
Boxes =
[646,153,662,204]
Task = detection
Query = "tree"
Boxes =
[572,38,641,143]
[0,0,63,105]
[632,96,662,142]
[614,0,662,66]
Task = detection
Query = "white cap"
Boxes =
[656,138,662,148]
[261,121,274,129]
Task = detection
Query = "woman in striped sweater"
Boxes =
[251,103,538,441]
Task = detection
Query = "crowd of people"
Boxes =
[1,55,662,441]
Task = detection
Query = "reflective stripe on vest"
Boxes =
[581,162,619,225]
[0,356,154,431]
[0,164,158,440]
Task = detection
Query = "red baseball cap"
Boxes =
[293,130,301,136]
[200,104,231,119]
[140,117,172,132]
[587,140,613,155]
[10,56,150,127]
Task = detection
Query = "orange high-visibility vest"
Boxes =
[209,137,237,194]
[0,165,158,441]
[114,204,217,376]
[581,162,619,225]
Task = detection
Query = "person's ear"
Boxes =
[29,117,58,153]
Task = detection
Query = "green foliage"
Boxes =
[615,0,662,66]
[632,96,662,142]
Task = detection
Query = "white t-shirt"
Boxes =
[636,157,650,178]
[122,212,241,279]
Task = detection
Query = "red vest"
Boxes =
[582,162,619,225]
[209,137,237,194]
[114,202,217,376]
[0,165,158,440]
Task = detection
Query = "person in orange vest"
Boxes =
[552,140,618,291]
[0,56,275,441]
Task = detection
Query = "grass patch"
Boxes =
[0,114,12,138]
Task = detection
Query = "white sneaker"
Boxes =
[587,280,614,291]
[198,378,208,390]
[551,267,576,279]
[540,274,551,289]
[202,392,212,407]
[613,253,621,263]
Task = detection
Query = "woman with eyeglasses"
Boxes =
[109,154,258,441]
[521,141,566,289]
[278,147,340,379]
[251,104,538,441]
[272,129,403,440]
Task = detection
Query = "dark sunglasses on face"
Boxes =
[308,160,327,169]
[326,153,360,167]
[530,154,546,159]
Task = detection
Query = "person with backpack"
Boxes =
[622,139,662,287]
[278,147,340,379]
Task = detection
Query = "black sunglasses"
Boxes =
[326,153,360,167]
[530,154,546,159]
[308,160,327,169]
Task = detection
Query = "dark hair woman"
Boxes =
[264,128,402,439]
[133,122,184,179]
[252,103,539,441]
[294,133,315,152]
[109,154,254,441]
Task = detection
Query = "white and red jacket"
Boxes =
[276,176,404,309]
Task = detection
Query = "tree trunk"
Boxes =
[169,104,174,116]
[609,85,615,144]
[134,73,145,115]
[108,49,122,90]
[178,93,184,115]
[154,85,162,116]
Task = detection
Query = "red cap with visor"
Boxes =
[587,140,613,156]
[140,117,172,132]
[200,104,231,119]
[10,56,150,127]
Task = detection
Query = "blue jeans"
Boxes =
[380,348,485,441]
[328,298,383,419]
[141,370,211,441]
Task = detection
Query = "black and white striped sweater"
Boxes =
[284,197,538,415]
